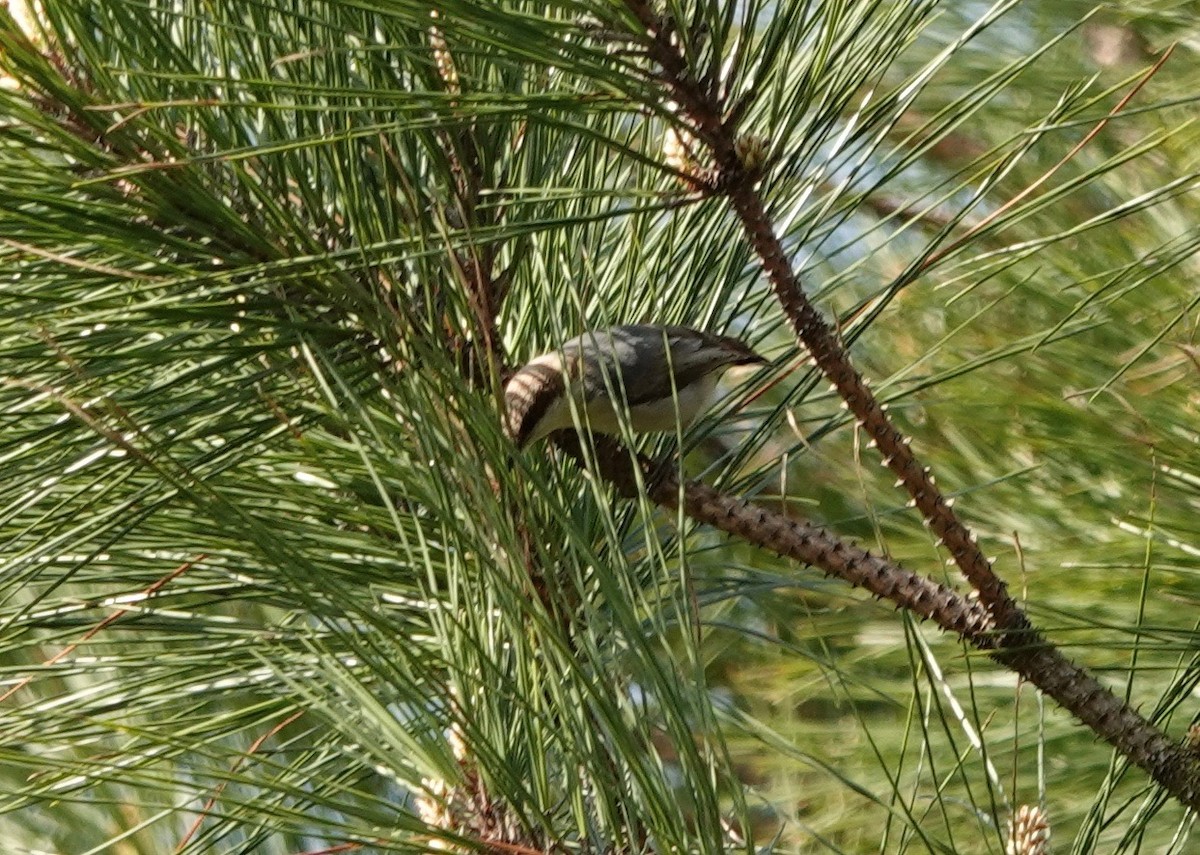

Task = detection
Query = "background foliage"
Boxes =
[0,0,1198,852]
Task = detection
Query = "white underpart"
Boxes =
[524,355,721,445]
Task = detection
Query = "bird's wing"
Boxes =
[561,325,765,407]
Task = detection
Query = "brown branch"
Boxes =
[556,432,994,636]
[626,0,1021,631]
[618,1,1200,809]
[727,184,1019,622]
[557,431,1200,808]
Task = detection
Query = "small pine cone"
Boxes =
[734,134,769,175]
[1006,804,1050,855]
[428,11,460,93]
[447,721,468,762]
[415,777,462,852]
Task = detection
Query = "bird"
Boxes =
[503,324,766,447]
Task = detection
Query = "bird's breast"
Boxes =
[588,372,720,433]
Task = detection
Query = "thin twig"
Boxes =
[175,708,305,853]
[920,45,1175,271]
[0,556,203,705]
[2,236,162,280]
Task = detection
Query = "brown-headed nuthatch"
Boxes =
[503,324,765,447]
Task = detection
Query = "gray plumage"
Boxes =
[504,324,766,447]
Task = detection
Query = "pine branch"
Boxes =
[557,427,1200,809]
[618,0,1200,811]
[555,432,994,635]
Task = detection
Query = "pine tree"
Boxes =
[2,2,1198,851]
